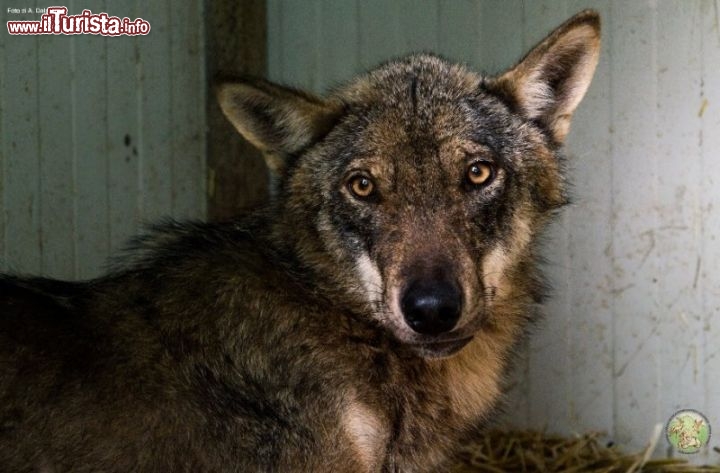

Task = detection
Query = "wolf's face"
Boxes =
[293,64,566,358]
[219,11,600,359]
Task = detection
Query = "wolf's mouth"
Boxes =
[410,336,474,359]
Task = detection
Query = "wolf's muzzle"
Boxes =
[400,278,462,335]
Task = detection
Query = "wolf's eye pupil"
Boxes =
[348,175,375,199]
[467,162,494,186]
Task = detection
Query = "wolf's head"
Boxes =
[219,11,600,359]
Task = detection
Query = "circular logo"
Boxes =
[665,409,711,454]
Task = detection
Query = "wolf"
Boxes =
[0,10,600,473]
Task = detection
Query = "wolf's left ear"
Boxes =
[217,77,341,175]
[490,10,601,144]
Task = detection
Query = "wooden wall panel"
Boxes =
[1,1,207,279]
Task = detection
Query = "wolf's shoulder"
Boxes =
[109,212,279,274]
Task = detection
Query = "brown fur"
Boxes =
[0,11,600,472]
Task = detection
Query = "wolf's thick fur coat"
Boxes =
[0,11,600,472]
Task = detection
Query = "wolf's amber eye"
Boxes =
[348,175,376,199]
[466,162,494,186]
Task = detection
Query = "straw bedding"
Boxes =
[449,429,720,473]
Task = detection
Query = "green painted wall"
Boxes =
[1,0,206,280]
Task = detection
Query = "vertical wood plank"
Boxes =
[609,0,661,451]
[267,0,284,82]
[38,11,75,278]
[398,0,439,53]
[3,6,42,274]
[478,0,524,74]
[107,0,141,254]
[565,0,615,439]
[73,0,109,279]
[0,7,5,265]
[205,0,268,219]
[700,0,720,462]
[523,0,572,434]
[358,0,402,69]
[138,0,173,221]
[316,0,359,92]
[279,0,320,90]
[438,0,481,67]
[655,1,705,459]
[170,0,206,220]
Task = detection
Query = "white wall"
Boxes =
[268,0,720,461]
[0,0,206,280]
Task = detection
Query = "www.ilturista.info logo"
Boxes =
[7,7,150,36]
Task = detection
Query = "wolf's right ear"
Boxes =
[217,78,341,175]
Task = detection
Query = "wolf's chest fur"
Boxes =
[339,339,506,470]
[0,10,600,473]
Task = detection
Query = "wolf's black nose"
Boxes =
[400,280,462,335]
